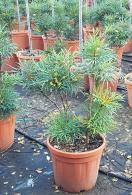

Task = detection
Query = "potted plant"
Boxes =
[19,49,122,193]
[16,0,42,62]
[11,0,29,50]
[104,21,129,66]
[0,73,19,152]
[0,25,18,72]
[0,26,19,151]
[81,34,120,92]
[125,72,132,108]
[30,0,52,50]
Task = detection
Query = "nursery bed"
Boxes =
[0,58,132,195]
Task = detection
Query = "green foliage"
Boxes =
[30,0,53,35]
[0,73,19,119]
[81,89,123,135]
[20,50,82,95]
[0,0,15,28]
[47,112,82,144]
[0,25,17,67]
[90,0,129,25]
[81,34,117,83]
[104,21,129,47]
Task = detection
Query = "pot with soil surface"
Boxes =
[125,72,132,108]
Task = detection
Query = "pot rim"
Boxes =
[125,73,132,86]
[11,30,28,35]
[47,135,106,159]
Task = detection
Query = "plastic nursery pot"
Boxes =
[1,54,19,72]
[16,51,42,63]
[0,115,16,152]
[125,73,132,108]
[47,136,105,193]
[65,40,79,53]
[112,47,124,67]
[123,40,132,53]
[42,36,57,50]
[11,31,29,50]
[31,35,44,50]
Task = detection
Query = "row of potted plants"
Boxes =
[0,31,132,193]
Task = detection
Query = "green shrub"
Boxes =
[0,25,17,68]
[104,21,129,47]
[0,73,19,119]
[81,34,117,84]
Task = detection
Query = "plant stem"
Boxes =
[25,0,32,53]
[16,0,21,31]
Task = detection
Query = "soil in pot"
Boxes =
[125,73,132,108]
[0,115,16,152]
[31,35,44,50]
[47,135,105,193]
[17,50,42,62]
[1,54,19,72]
[11,31,29,50]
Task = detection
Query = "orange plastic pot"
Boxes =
[123,40,132,53]
[47,136,105,193]
[125,73,132,108]
[113,47,123,67]
[11,31,29,49]
[31,35,44,50]
[16,51,42,63]
[42,36,57,50]
[65,40,79,53]
[0,115,16,152]
[1,54,19,72]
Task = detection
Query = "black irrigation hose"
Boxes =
[99,169,132,184]
[117,86,126,91]
[15,129,132,184]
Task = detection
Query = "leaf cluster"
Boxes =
[0,73,20,119]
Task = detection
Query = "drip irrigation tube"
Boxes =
[16,128,132,184]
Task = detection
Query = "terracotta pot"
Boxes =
[85,76,118,92]
[11,31,29,49]
[16,51,42,63]
[125,73,132,108]
[113,47,123,67]
[1,54,19,72]
[0,115,16,152]
[123,40,132,53]
[42,36,57,50]
[47,136,105,193]
[31,35,44,50]
[65,40,79,53]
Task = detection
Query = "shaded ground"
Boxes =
[0,57,132,195]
